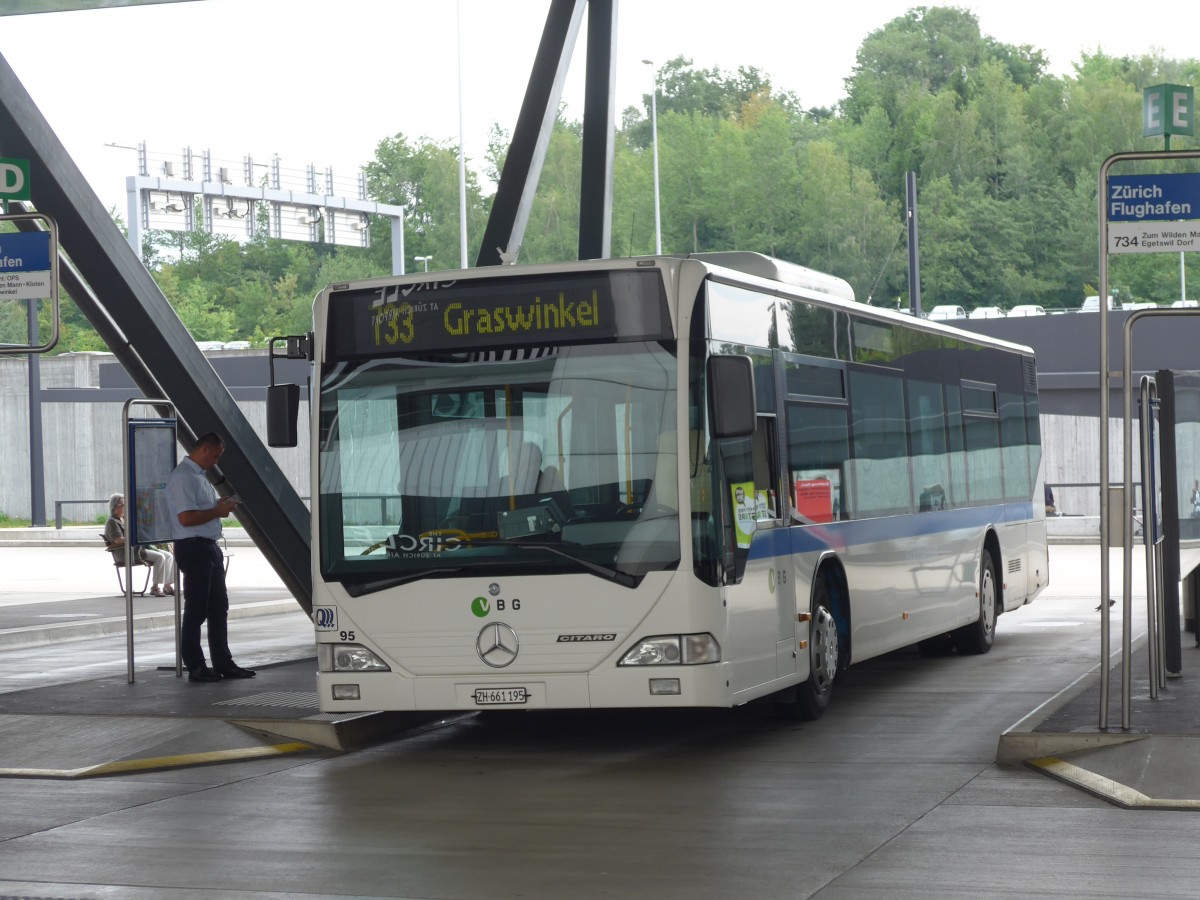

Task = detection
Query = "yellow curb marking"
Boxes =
[1028,755,1200,810]
[0,740,313,779]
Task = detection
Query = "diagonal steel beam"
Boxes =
[0,50,312,611]
[578,0,616,260]
[476,0,586,267]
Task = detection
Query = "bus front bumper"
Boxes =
[315,662,735,713]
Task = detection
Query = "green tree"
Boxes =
[155,268,236,342]
[909,175,979,306]
[717,93,802,256]
[364,134,489,273]
[792,140,902,302]
[844,7,990,124]
[516,116,583,264]
[610,126,657,257]
[653,56,785,121]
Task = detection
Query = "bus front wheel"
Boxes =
[777,577,839,720]
[953,552,997,655]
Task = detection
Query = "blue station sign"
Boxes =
[0,230,51,272]
[1108,173,1200,222]
[0,229,53,300]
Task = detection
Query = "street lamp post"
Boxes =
[415,255,432,272]
[456,0,469,268]
[642,59,662,255]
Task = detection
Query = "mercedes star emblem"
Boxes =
[477,622,519,668]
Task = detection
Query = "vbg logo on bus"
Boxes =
[314,606,338,631]
[385,532,465,557]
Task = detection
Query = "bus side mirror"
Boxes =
[267,383,299,447]
[266,334,311,448]
[708,355,756,438]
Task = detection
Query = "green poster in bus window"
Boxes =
[732,482,757,548]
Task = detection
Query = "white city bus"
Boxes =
[298,252,1048,718]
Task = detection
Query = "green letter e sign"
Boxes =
[1144,84,1195,138]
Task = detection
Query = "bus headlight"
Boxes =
[318,643,391,672]
[619,633,721,666]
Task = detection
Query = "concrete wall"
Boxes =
[0,350,309,522]
[1042,413,1133,519]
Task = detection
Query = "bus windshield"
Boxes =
[318,340,680,589]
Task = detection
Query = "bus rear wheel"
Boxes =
[776,577,839,720]
[953,551,997,655]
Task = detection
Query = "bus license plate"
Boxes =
[473,687,528,705]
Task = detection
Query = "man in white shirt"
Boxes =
[166,432,255,682]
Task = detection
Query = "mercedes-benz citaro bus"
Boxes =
[279,251,1048,719]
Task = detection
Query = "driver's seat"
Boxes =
[502,441,542,496]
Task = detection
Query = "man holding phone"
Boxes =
[166,431,256,683]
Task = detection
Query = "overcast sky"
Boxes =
[1,0,1193,215]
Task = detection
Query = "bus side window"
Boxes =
[907,379,950,512]
[787,402,850,523]
[1000,391,1030,502]
[849,368,912,517]
[719,417,780,524]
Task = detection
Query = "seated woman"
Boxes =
[104,492,177,596]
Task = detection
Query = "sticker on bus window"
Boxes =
[795,478,834,523]
[732,482,757,548]
[385,532,466,558]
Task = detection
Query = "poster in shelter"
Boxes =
[128,420,177,545]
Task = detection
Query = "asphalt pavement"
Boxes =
[5,534,1200,898]
[1,530,1199,808]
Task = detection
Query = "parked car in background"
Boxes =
[1008,304,1046,317]
[1122,301,1158,310]
[968,306,1005,319]
[927,305,966,320]
[1170,299,1199,308]
[1081,295,1116,312]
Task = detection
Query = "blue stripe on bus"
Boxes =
[746,503,1035,560]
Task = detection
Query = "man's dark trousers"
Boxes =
[174,537,232,672]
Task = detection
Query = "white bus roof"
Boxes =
[680,252,1032,357]
[684,251,856,302]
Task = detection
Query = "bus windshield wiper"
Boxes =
[344,567,468,594]
[466,539,639,587]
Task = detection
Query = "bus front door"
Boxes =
[724,417,797,694]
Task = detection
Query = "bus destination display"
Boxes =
[328,269,671,357]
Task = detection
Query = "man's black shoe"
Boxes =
[217,665,256,679]
[188,666,222,682]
